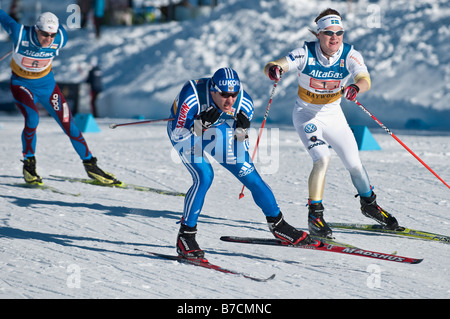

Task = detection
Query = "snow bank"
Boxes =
[1,0,449,130]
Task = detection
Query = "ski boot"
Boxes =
[360,192,399,230]
[267,212,311,245]
[22,156,43,184]
[308,203,333,238]
[83,157,122,185]
[308,201,333,238]
[177,223,206,260]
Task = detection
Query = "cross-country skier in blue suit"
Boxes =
[0,10,120,185]
[168,68,312,259]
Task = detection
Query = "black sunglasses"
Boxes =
[219,91,239,98]
[320,30,345,37]
[211,79,239,98]
[39,30,57,38]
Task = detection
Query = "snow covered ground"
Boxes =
[1,0,450,129]
[0,115,449,299]
[0,0,449,301]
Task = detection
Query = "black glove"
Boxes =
[236,110,250,129]
[191,105,221,136]
[268,65,283,81]
[234,110,250,142]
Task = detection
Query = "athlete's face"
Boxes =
[37,30,56,47]
[317,25,344,58]
[211,91,238,114]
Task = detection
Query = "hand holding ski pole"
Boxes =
[353,99,450,190]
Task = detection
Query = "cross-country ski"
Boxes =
[50,175,186,197]
[329,223,450,244]
[14,182,81,197]
[135,249,275,282]
[220,236,423,264]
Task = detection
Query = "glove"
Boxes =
[234,110,250,142]
[191,105,221,136]
[236,110,250,130]
[343,84,359,101]
[268,65,283,81]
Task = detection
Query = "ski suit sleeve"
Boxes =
[263,57,289,78]
[347,48,371,90]
[0,9,22,43]
[58,24,68,48]
[237,91,254,125]
[169,81,201,144]
[264,46,308,78]
[285,46,308,73]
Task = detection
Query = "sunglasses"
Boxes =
[39,30,57,38]
[211,79,239,98]
[219,91,239,98]
[320,30,345,37]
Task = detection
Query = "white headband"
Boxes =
[316,15,344,32]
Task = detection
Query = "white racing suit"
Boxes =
[284,41,373,202]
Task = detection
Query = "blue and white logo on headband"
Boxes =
[316,15,344,32]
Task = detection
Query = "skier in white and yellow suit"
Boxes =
[264,8,399,238]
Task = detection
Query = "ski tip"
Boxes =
[244,273,276,282]
[238,193,245,199]
[220,236,234,242]
[109,123,117,129]
[260,273,276,282]
[412,258,424,264]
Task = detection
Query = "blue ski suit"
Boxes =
[167,77,280,227]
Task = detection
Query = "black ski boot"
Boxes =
[176,224,206,260]
[360,192,399,230]
[267,212,311,245]
[22,156,43,184]
[83,157,122,185]
[308,202,333,238]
